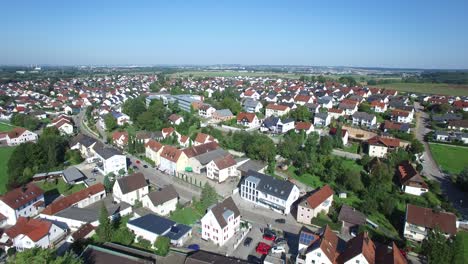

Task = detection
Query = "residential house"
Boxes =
[295,122,315,135]
[260,116,295,134]
[434,131,449,142]
[317,96,334,109]
[240,89,261,100]
[314,112,331,127]
[92,143,127,175]
[297,185,334,224]
[296,225,338,264]
[338,101,358,116]
[329,128,349,145]
[112,131,129,149]
[236,112,260,128]
[2,217,66,251]
[396,161,428,196]
[113,172,149,205]
[265,104,290,117]
[328,108,345,119]
[367,136,400,158]
[391,110,413,123]
[159,145,189,175]
[201,197,241,246]
[127,213,192,246]
[206,155,238,183]
[403,204,457,242]
[242,98,263,113]
[194,133,217,146]
[382,120,411,134]
[294,95,314,105]
[370,101,387,113]
[145,140,164,166]
[198,104,216,118]
[111,111,130,126]
[70,134,98,158]
[141,185,178,216]
[212,109,235,122]
[240,170,300,215]
[448,119,468,131]
[352,112,377,128]
[338,205,367,233]
[0,183,45,226]
[168,114,184,125]
[0,127,38,146]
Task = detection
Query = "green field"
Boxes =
[0,122,16,132]
[169,207,202,225]
[453,231,468,264]
[375,82,468,96]
[170,70,301,79]
[0,147,16,194]
[429,143,468,174]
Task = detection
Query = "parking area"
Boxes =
[74,161,105,185]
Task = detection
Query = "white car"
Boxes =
[270,246,286,254]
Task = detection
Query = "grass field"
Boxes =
[36,179,86,196]
[375,82,468,96]
[0,122,16,132]
[0,147,16,194]
[170,70,301,79]
[454,231,468,264]
[429,143,468,174]
[169,207,202,225]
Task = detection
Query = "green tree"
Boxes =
[358,102,372,113]
[454,167,468,192]
[289,105,311,122]
[96,203,112,242]
[10,113,41,131]
[11,247,83,264]
[154,236,170,256]
[318,136,334,155]
[200,183,218,209]
[409,139,425,154]
[422,228,454,264]
[104,114,118,131]
[122,97,147,121]
[103,175,113,193]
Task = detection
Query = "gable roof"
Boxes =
[160,145,184,162]
[183,141,219,158]
[397,161,427,189]
[0,183,44,210]
[301,185,333,209]
[5,217,52,242]
[339,232,376,264]
[117,173,147,195]
[318,225,339,262]
[295,122,313,131]
[236,112,257,123]
[41,183,105,215]
[194,133,215,144]
[368,136,400,148]
[244,170,296,201]
[213,155,237,170]
[208,197,240,229]
[146,185,178,206]
[406,204,457,235]
[266,103,289,111]
[144,139,164,152]
[338,205,366,226]
[7,127,28,139]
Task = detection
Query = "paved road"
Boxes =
[414,102,468,218]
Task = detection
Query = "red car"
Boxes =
[263,234,276,241]
[256,242,271,255]
[135,160,141,164]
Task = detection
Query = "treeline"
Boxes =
[7,127,69,189]
[404,71,468,85]
[10,113,41,131]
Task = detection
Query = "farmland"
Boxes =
[374,82,468,96]
[429,143,468,174]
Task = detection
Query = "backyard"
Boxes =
[35,178,87,196]
[429,143,468,174]
[0,147,16,194]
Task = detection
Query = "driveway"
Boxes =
[414,102,468,218]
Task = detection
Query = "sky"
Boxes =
[1,0,468,69]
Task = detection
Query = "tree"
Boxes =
[422,228,453,264]
[200,183,218,209]
[104,113,118,131]
[10,113,41,131]
[409,139,425,154]
[154,236,170,256]
[318,136,334,155]
[454,167,468,192]
[289,105,311,122]
[338,76,357,87]
[358,102,371,113]
[337,170,363,192]
[103,175,113,193]
[11,247,83,264]
[122,97,146,121]
[96,203,112,242]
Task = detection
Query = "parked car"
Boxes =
[271,246,286,254]
[136,160,141,164]
[275,237,287,245]
[187,244,200,251]
[133,165,138,170]
[143,164,148,168]
[256,242,271,255]
[243,237,253,247]
[263,228,276,237]
[263,234,276,241]
[275,218,286,224]
[247,255,262,264]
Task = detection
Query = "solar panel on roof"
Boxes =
[299,232,315,245]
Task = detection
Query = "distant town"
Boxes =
[0,67,467,264]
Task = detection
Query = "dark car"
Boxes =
[143,164,148,168]
[263,234,276,241]
[275,218,286,224]
[263,228,276,237]
[187,244,200,251]
[275,237,287,245]
[247,255,262,264]
[243,237,253,247]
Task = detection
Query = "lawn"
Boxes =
[169,207,203,225]
[0,122,16,132]
[341,158,364,173]
[0,147,16,194]
[342,142,360,154]
[35,178,86,196]
[310,213,341,231]
[286,166,324,188]
[429,143,468,174]
[453,231,468,264]
[374,82,468,97]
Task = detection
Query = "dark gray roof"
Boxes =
[146,185,178,206]
[128,214,191,240]
[237,160,266,174]
[71,134,97,148]
[262,116,280,128]
[243,170,296,200]
[352,111,375,121]
[194,149,228,165]
[314,112,328,119]
[62,167,86,183]
[93,142,123,159]
[185,250,249,264]
[213,109,233,117]
[209,197,240,228]
[117,173,148,195]
[81,244,154,264]
[55,207,100,222]
[338,205,366,226]
[242,98,261,108]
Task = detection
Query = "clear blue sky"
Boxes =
[1,0,467,69]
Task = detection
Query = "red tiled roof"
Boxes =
[266,104,289,111]
[237,112,257,123]
[371,101,386,108]
[0,183,44,210]
[319,225,339,262]
[160,145,184,163]
[168,114,182,122]
[213,155,237,170]
[391,110,409,117]
[397,161,427,188]
[339,232,376,264]
[295,122,312,131]
[406,204,457,235]
[41,183,105,215]
[368,136,400,148]
[328,108,344,114]
[5,217,52,242]
[304,185,333,209]
[195,133,215,144]
[7,127,27,139]
[183,141,219,158]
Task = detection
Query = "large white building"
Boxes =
[240,171,300,215]
[0,183,45,226]
[206,155,238,183]
[201,197,240,246]
[113,173,149,205]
